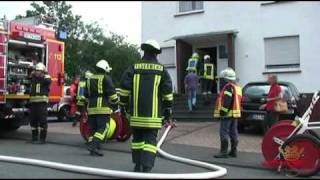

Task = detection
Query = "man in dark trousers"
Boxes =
[213,68,242,158]
[29,62,51,144]
[84,59,118,156]
[119,39,173,173]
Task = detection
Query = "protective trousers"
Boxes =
[131,128,158,168]
[88,114,110,145]
[30,102,48,142]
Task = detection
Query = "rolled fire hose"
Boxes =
[0,125,227,179]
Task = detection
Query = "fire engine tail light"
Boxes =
[58,44,63,52]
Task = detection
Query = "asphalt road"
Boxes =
[0,122,318,179]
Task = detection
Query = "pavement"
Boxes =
[0,121,319,179]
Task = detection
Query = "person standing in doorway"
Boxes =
[259,74,282,131]
[184,69,199,113]
[200,54,216,104]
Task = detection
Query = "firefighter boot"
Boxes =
[214,140,229,158]
[142,166,152,173]
[229,139,238,158]
[39,129,47,144]
[88,140,104,156]
[31,129,39,144]
[133,164,141,172]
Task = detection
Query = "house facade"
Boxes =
[141,1,320,94]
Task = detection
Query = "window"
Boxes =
[158,47,175,67]
[179,1,203,13]
[264,36,300,69]
[219,45,228,59]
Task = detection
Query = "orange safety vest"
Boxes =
[214,82,242,118]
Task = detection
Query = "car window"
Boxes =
[244,85,270,97]
[244,84,291,99]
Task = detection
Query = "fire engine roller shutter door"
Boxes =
[46,39,64,102]
[0,55,5,103]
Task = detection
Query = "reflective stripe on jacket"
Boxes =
[203,63,215,80]
[119,60,173,129]
[85,74,118,115]
[76,81,86,106]
[30,74,51,103]
[214,82,242,118]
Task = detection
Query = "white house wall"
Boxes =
[142,1,320,93]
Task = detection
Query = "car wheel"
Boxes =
[58,106,70,122]
[0,120,20,131]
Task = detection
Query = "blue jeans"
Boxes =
[219,117,238,142]
[187,89,197,111]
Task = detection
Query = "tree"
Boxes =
[16,1,140,85]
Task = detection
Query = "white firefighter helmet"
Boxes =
[85,70,93,79]
[96,59,112,73]
[35,62,46,72]
[141,39,161,54]
[220,67,236,81]
[191,52,199,59]
[204,54,210,60]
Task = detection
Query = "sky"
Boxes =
[0,1,141,45]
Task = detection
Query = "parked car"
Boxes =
[239,81,303,133]
[51,86,72,121]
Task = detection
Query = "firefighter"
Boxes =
[119,39,173,173]
[72,70,93,127]
[29,62,51,144]
[186,52,200,74]
[200,55,216,104]
[213,67,242,158]
[69,75,80,123]
[84,60,118,156]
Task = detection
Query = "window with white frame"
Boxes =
[158,47,175,67]
[264,36,300,69]
[179,1,203,13]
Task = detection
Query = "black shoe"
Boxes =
[214,140,229,158]
[133,164,141,172]
[214,152,229,158]
[90,148,104,156]
[31,129,38,143]
[39,129,47,144]
[228,151,237,158]
[87,141,104,156]
[229,140,238,158]
[142,166,152,173]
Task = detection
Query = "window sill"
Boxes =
[262,67,302,74]
[174,10,204,17]
[164,64,176,68]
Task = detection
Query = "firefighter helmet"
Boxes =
[220,67,236,81]
[96,59,112,73]
[204,54,210,60]
[141,39,161,54]
[35,62,46,72]
[192,52,199,60]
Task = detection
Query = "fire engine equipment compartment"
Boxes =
[7,43,45,95]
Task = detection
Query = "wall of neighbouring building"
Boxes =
[142,1,320,93]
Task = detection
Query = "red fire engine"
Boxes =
[0,16,65,131]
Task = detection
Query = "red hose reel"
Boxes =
[79,111,131,142]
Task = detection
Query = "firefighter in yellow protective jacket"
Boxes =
[200,54,216,104]
[119,39,173,173]
[84,60,119,156]
[213,67,242,158]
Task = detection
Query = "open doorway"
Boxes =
[197,47,218,94]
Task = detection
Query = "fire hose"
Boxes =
[0,125,227,179]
